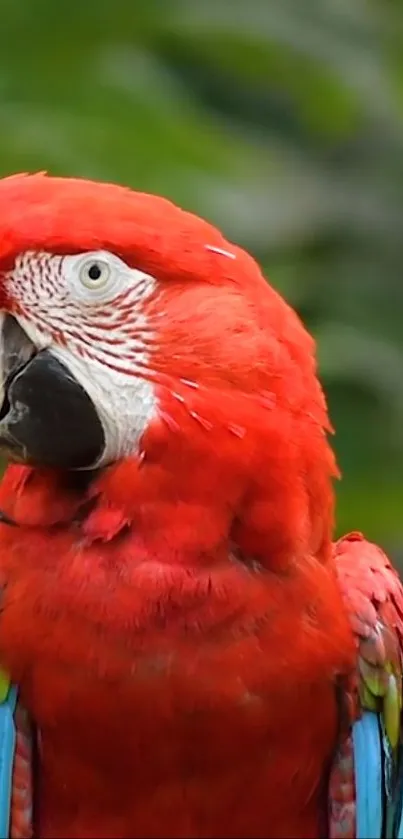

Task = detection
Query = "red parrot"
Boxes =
[0,173,399,839]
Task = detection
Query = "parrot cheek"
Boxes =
[0,319,105,468]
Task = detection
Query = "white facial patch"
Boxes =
[0,312,6,410]
[6,250,159,466]
[51,344,157,466]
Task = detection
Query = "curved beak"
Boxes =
[0,314,105,469]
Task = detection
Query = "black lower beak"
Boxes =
[0,314,105,469]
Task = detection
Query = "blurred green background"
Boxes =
[0,0,403,556]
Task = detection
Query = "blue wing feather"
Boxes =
[0,684,17,839]
[353,711,383,839]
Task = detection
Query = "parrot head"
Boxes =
[0,172,337,564]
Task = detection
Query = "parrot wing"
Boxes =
[0,673,33,839]
[329,531,403,839]
[10,702,33,839]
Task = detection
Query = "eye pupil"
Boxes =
[87,263,102,281]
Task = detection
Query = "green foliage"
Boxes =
[0,0,402,551]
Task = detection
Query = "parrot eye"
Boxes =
[64,249,154,307]
[79,259,111,290]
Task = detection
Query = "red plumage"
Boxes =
[0,174,399,838]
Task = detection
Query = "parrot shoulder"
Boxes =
[329,531,403,838]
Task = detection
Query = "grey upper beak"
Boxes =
[0,314,105,469]
[0,313,36,414]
